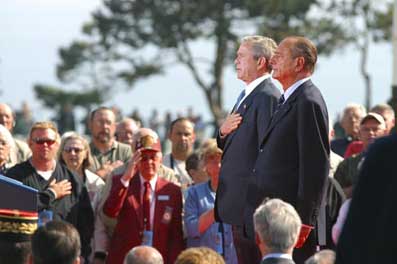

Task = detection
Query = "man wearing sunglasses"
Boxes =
[5,121,94,263]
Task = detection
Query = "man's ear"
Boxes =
[295,56,305,72]
[257,57,267,70]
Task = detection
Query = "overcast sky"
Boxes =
[0,0,394,127]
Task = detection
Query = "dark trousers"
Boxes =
[232,225,261,264]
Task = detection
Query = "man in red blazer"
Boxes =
[103,128,184,264]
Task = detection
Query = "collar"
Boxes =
[235,74,270,110]
[90,140,118,155]
[139,173,158,191]
[282,77,311,103]
[245,74,271,95]
[263,253,293,261]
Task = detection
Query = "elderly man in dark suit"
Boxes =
[254,199,302,264]
[215,35,281,264]
[249,36,330,263]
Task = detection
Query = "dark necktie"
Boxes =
[232,89,246,112]
[143,181,151,230]
[274,94,285,113]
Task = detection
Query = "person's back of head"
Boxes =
[253,198,302,255]
[31,221,81,264]
[174,247,225,264]
[124,246,163,264]
[305,249,335,264]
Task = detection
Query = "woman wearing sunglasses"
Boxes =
[59,132,105,207]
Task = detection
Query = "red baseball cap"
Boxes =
[135,134,162,153]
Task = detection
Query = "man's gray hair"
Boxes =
[342,103,367,120]
[371,103,395,118]
[253,198,302,253]
[304,249,335,264]
[242,35,277,65]
[124,246,163,264]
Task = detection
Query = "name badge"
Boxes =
[157,195,169,201]
[142,230,153,246]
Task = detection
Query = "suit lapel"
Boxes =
[128,175,144,229]
[153,178,166,234]
[260,81,310,145]
[223,79,268,153]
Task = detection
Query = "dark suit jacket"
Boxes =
[336,134,397,264]
[215,77,280,238]
[250,80,329,262]
[103,174,184,264]
[261,257,295,264]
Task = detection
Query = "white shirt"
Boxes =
[162,153,192,189]
[262,253,293,261]
[235,74,271,110]
[282,77,311,103]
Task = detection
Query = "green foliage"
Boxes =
[34,84,104,108]
[54,0,354,120]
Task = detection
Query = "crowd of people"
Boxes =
[0,34,395,264]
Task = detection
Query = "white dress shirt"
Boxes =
[235,74,271,110]
[281,77,311,103]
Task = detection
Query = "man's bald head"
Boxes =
[0,103,15,132]
[124,246,163,264]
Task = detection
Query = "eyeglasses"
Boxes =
[32,138,56,146]
[63,147,84,154]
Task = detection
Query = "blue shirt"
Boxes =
[184,181,237,264]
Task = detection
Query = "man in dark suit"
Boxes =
[336,134,397,264]
[254,198,301,264]
[103,128,184,264]
[250,36,330,263]
[215,35,281,264]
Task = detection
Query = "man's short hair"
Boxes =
[371,103,395,118]
[124,246,164,264]
[31,221,81,264]
[342,103,367,119]
[169,117,195,134]
[286,36,318,73]
[253,198,302,253]
[175,247,225,264]
[305,249,335,264]
[29,121,59,140]
[242,35,277,71]
[89,106,115,122]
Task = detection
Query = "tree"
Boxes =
[34,84,104,133]
[325,0,393,110]
[55,0,348,122]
